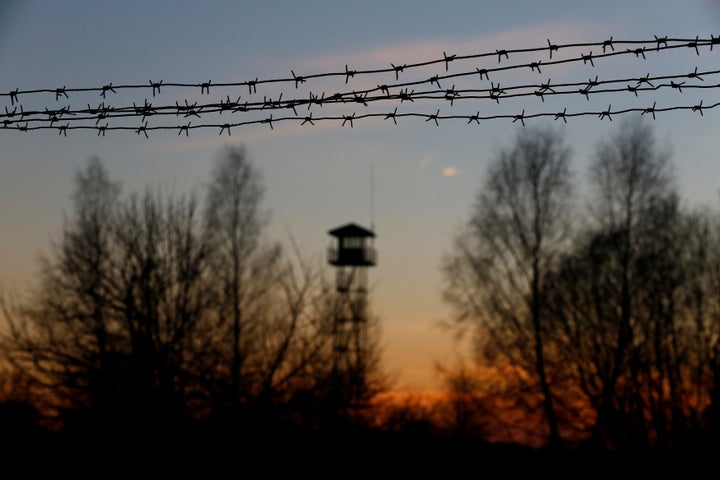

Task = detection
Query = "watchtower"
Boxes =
[327,222,376,406]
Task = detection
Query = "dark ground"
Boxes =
[2,426,715,478]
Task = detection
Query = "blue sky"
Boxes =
[2,0,720,391]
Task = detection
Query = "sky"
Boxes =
[2,0,720,393]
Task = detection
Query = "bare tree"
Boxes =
[203,145,283,412]
[1,158,121,426]
[442,125,573,448]
[585,117,675,447]
[0,158,216,432]
[109,186,213,428]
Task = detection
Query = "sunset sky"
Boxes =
[2,0,720,393]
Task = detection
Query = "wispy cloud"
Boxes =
[288,21,605,101]
[443,166,459,177]
[138,22,603,156]
[299,22,602,74]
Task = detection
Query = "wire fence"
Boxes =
[2,36,719,137]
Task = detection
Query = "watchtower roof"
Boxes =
[328,223,375,238]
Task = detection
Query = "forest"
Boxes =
[1,118,719,471]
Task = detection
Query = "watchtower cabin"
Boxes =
[328,223,376,265]
[327,222,376,406]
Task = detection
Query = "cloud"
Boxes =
[443,166,459,177]
[135,22,605,156]
[298,21,602,75]
[287,21,605,102]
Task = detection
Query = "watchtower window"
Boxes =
[342,237,364,249]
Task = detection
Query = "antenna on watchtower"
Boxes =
[370,163,375,233]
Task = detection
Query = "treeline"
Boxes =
[0,146,386,442]
[5,119,720,464]
[443,117,720,454]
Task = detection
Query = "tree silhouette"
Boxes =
[442,125,574,448]
[203,145,282,414]
[1,158,125,429]
[580,117,676,449]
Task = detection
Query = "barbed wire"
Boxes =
[7,101,717,138]
[3,69,717,125]
[2,36,719,136]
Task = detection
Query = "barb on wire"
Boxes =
[178,121,191,136]
[496,49,509,63]
[399,88,414,103]
[598,105,613,121]
[55,86,68,101]
[539,79,554,93]
[654,35,668,50]
[642,101,657,120]
[637,73,654,87]
[712,35,720,51]
[220,95,239,114]
[345,65,356,84]
[476,68,490,81]
[262,115,274,130]
[579,86,591,101]
[688,67,704,81]
[342,113,355,127]
[603,37,614,53]
[150,80,163,97]
[489,82,504,103]
[135,122,149,138]
[693,100,704,116]
[443,52,456,71]
[101,83,116,98]
[688,35,700,55]
[628,47,647,59]
[444,85,459,105]
[291,70,306,89]
[546,39,559,59]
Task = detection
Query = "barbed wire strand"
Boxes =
[7,100,718,138]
